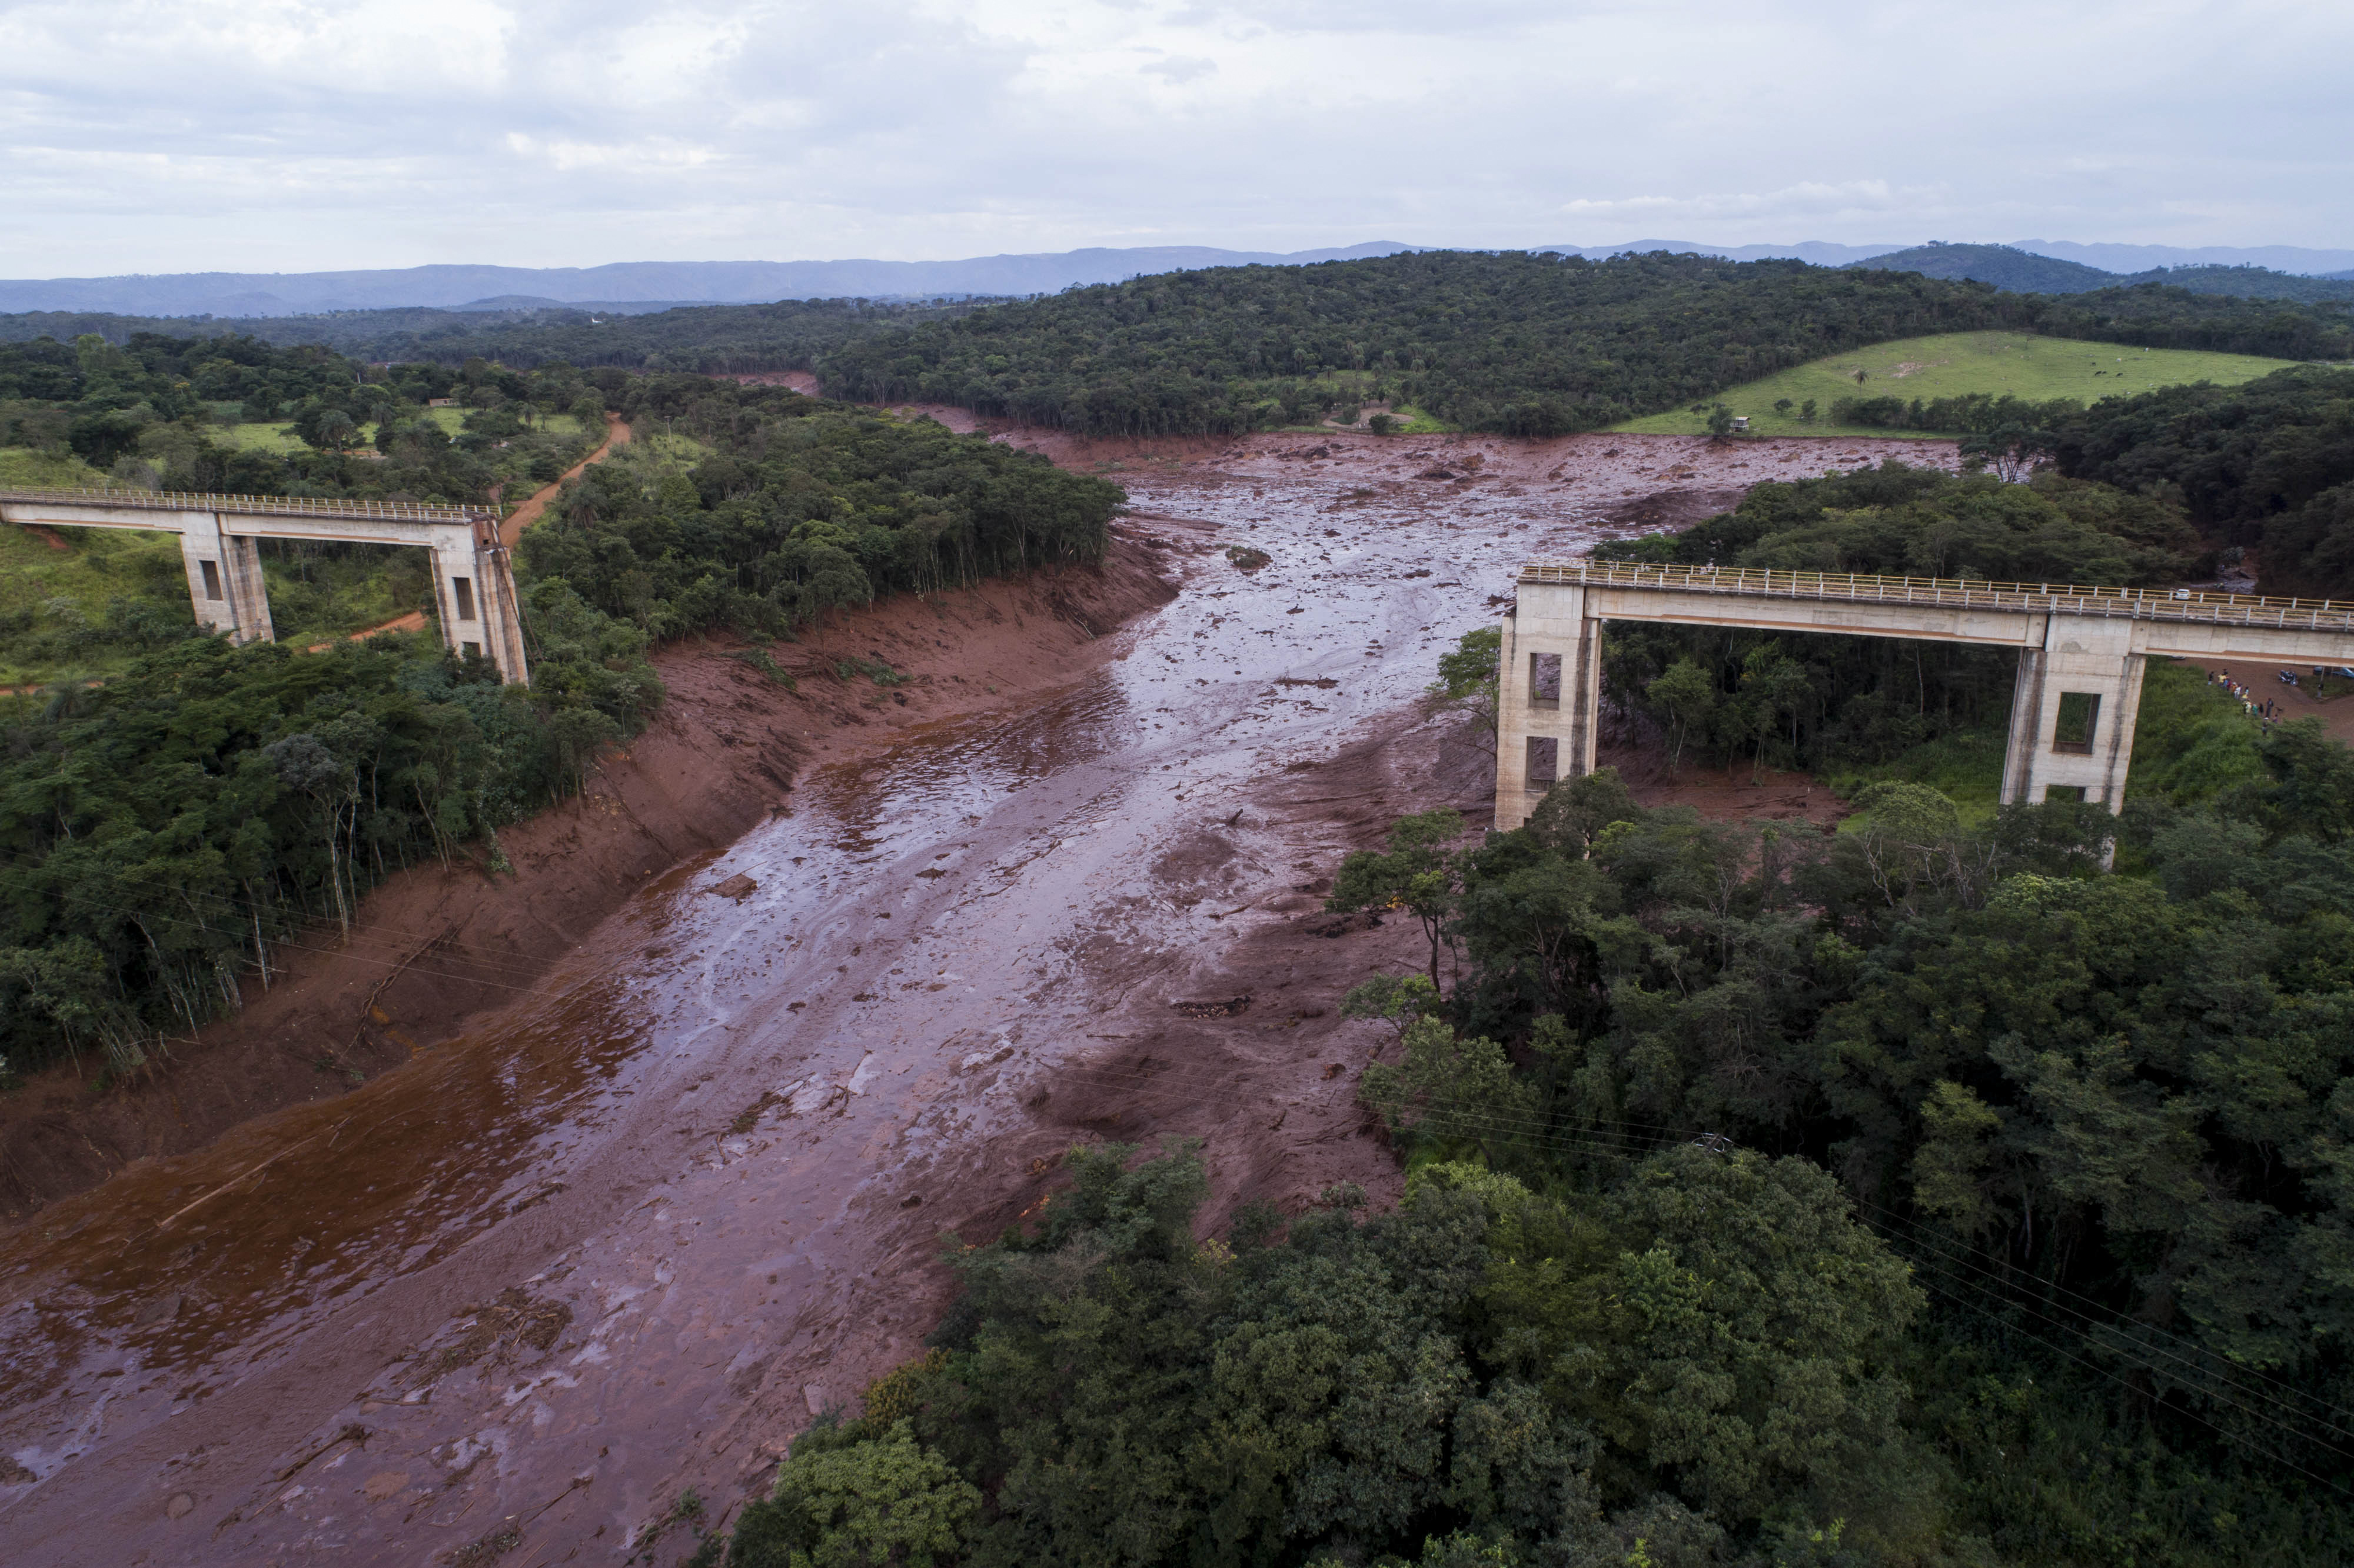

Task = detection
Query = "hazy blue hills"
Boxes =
[0,245,1418,317]
[6,238,2352,325]
[2012,238,2354,274]
[1846,243,2117,292]
[10,239,2354,319]
[1847,242,2354,302]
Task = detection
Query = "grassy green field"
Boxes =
[0,448,106,487]
[225,408,584,455]
[1613,331,2305,438]
[224,422,312,454]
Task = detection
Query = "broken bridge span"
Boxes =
[0,486,528,683]
[1496,558,2354,829]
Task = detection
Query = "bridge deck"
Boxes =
[1524,559,2354,637]
[0,485,492,527]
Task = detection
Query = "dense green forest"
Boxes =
[0,297,978,371]
[523,374,1121,638]
[803,252,2354,437]
[0,328,605,498]
[714,728,2354,1568]
[12,252,2350,448]
[0,365,1120,1080]
[2050,367,2354,598]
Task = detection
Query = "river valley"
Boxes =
[0,430,1959,1566]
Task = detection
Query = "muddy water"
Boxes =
[0,437,1930,1564]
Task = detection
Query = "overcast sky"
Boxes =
[2,0,2347,277]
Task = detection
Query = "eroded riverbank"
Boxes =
[0,431,1957,1565]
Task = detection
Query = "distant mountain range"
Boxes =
[0,245,1416,318]
[4,238,2352,318]
[1842,242,2354,302]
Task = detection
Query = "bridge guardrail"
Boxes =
[1522,558,2354,635]
[0,486,490,526]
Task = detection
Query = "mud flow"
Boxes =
[0,432,1953,1564]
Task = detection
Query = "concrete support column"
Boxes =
[429,522,530,685]
[1492,586,1603,831]
[176,512,273,644]
[1999,611,2146,810]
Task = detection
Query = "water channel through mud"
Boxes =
[0,434,1955,1564]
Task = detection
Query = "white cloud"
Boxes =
[0,0,2346,274]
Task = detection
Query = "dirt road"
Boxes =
[0,432,1952,1564]
[500,413,631,550]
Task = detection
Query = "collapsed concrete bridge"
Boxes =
[1495,559,2354,830]
[0,486,528,684]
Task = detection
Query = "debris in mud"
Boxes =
[417,1289,572,1381]
[707,873,757,900]
[958,1042,1015,1074]
[767,1076,850,1118]
[730,1091,784,1134]
[133,1291,183,1327]
[448,1525,522,1564]
[271,1423,369,1483]
[1275,677,1339,690]
[1,1456,35,1485]
[1171,996,1252,1018]
[1225,545,1272,571]
[1301,909,1382,938]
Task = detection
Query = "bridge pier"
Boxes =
[1494,582,1602,831]
[174,511,274,645]
[429,522,530,681]
[1999,614,2146,808]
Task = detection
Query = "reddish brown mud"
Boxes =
[0,430,1954,1566]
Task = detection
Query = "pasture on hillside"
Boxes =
[1613,330,2305,437]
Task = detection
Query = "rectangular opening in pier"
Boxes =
[2042,784,2088,803]
[1529,651,1562,708]
[2052,691,2100,754]
[199,560,223,601]
[451,575,477,622]
[1525,735,1559,791]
